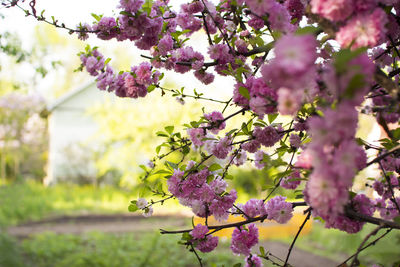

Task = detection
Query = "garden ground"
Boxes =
[6,214,338,267]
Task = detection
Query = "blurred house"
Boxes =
[45,82,111,185]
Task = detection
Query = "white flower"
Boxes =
[143,206,153,217]
[136,198,148,209]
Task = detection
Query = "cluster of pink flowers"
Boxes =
[311,0,390,49]
[167,168,237,221]
[260,34,318,117]
[204,111,225,134]
[372,94,400,123]
[92,1,165,50]
[244,0,296,33]
[234,77,277,118]
[280,170,301,190]
[239,124,284,165]
[245,254,263,267]
[304,102,368,232]
[302,52,376,232]
[80,48,160,99]
[190,224,219,253]
[238,196,294,224]
[265,196,293,224]
[231,223,259,255]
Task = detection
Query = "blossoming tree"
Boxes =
[4,0,400,266]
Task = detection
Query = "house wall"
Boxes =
[46,84,113,184]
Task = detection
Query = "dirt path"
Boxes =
[7,214,340,267]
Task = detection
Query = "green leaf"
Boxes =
[268,113,278,124]
[165,161,178,170]
[295,194,304,199]
[147,84,156,93]
[259,246,265,257]
[182,232,192,241]
[208,163,222,171]
[241,122,249,135]
[128,204,138,212]
[225,174,234,180]
[233,263,242,267]
[333,48,366,74]
[344,73,365,98]
[238,86,250,100]
[119,11,134,17]
[156,131,168,137]
[390,128,400,141]
[165,126,174,135]
[91,13,102,22]
[393,216,400,224]
[296,26,320,35]
[153,169,172,175]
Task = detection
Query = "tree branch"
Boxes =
[284,208,312,267]
[160,202,308,235]
[344,207,400,230]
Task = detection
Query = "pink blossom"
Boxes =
[285,0,305,22]
[212,136,232,159]
[253,126,281,147]
[289,134,301,148]
[261,34,317,90]
[188,128,205,146]
[277,87,302,115]
[273,34,317,75]
[196,235,219,252]
[136,198,148,209]
[93,17,118,40]
[210,176,227,194]
[265,196,293,223]
[254,150,266,169]
[336,9,388,49]
[242,199,265,218]
[231,223,259,255]
[209,189,237,221]
[119,0,144,13]
[311,0,354,21]
[233,150,247,166]
[305,170,348,218]
[194,70,215,85]
[267,2,296,33]
[242,140,261,153]
[280,170,301,190]
[143,206,153,217]
[204,111,225,134]
[248,15,265,29]
[191,224,209,239]
[245,254,263,267]
[245,0,275,15]
[250,96,269,118]
[158,34,174,56]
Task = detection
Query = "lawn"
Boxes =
[1,182,400,267]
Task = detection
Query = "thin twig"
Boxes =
[349,225,384,267]
[379,162,400,213]
[190,243,203,267]
[284,208,312,267]
[264,150,297,202]
[157,85,229,104]
[337,228,392,267]
[366,144,400,167]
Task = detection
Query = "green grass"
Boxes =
[292,222,400,266]
[0,181,135,227]
[0,231,238,267]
